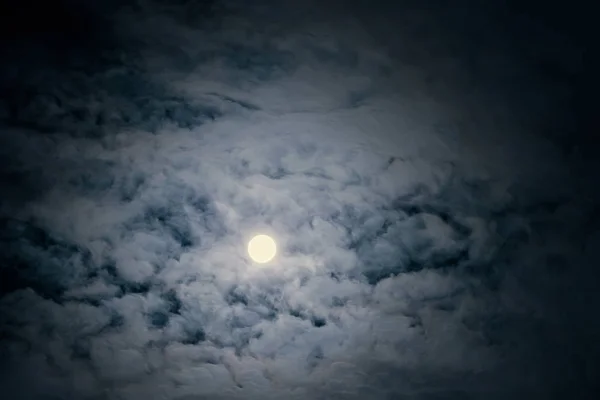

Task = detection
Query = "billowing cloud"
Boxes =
[0,1,597,399]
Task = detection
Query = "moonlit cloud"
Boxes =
[0,1,597,399]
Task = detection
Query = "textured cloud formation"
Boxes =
[0,1,597,399]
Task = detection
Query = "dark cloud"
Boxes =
[0,1,597,399]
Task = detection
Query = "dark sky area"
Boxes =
[0,1,596,399]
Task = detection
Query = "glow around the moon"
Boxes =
[247,234,277,263]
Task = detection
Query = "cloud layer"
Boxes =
[0,1,596,399]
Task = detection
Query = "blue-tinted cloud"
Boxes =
[0,1,596,399]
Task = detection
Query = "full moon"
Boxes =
[247,234,277,264]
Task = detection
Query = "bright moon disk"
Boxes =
[247,234,277,264]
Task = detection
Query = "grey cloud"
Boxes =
[0,1,597,399]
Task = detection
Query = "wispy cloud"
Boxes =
[0,1,596,399]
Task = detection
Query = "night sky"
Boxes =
[0,1,595,399]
